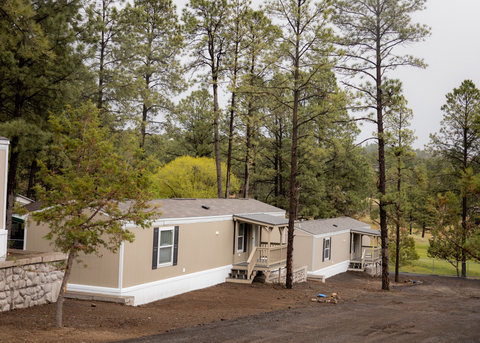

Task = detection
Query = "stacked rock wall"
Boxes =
[0,252,66,312]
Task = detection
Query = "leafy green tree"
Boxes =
[155,156,240,198]
[0,0,84,240]
[407,160,436,237]
[265,0,334,289]
[183,0,232,198]
[389,229,419,269]
[384,80,417,282]
[32,103,159,328]
[82,0,124,117]
[120,0,185,149]
[428,80,480,277]
[164,89,215,158]
[223,0,251,198]
[237,8,279,199]
[332,0,430,290]
[428,211,465,278]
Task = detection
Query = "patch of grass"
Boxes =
[391,232,480,278]
[396,258,480,278]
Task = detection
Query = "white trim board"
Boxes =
[0,230,7,261]
[124,211,286,228]
[308,260,350,279]
[1,140,9,233]
[67,264,232,306]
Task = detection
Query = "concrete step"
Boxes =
[64,291,134,305]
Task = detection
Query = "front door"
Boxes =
[251,225,259,249]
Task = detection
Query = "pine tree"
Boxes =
[332,0,430,290]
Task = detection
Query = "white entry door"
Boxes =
[252,225,259,248]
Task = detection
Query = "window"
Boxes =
[323,237,331,261]
[152,226,179,269]
[237,223,245,252]
[159,228,174,265]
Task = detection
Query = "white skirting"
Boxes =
[308,260,350,279]
[67,264,232,306]
[0,230,7,262]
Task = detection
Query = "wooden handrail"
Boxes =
[247,246,258,280]
[246,246,287,277]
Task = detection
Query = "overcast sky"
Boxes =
[175,0,480,149]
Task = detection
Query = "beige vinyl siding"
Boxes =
[313,232,350,271]
[0,150,6,227]
[292,230,313,270]
[122,220,234,288]
[25,214,120,288]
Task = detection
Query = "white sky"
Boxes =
[174,0,480,149]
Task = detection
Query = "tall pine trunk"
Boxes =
[286,7,301,290]
[212,77,223,199]
[376,23,389,290]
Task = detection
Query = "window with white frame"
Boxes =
[323,237,331,261]
[159,228,174,265]
[152,226,178,269]
[237,223,245,252]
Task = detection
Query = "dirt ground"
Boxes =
[1,272,479,343]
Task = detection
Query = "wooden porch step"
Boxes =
[226,277,253,284]
[226,268,254,284]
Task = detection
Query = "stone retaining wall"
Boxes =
[0,251,67,312]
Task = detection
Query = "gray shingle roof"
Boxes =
[296,217,372,236]
[133,198,285,219]
[233,214,289,227]
[26,198,285,219]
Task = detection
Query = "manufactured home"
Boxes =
[25,197,379,306]
[25,198,290,305]
[294,217,381,278]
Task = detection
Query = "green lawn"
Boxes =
[392,233,480,278]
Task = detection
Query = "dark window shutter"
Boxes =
[349,233,352,254]
[243,225,248,252]
[329,237,332,260]
[152,227,159,270]
[322,238,325,262]
[173,226,179,266]
[233,222,236,254]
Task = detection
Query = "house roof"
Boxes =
[25,198,285,220]
[351,227,381,236]
[122,198,285,219]
[295,217,374,236]
[233,214,290,228]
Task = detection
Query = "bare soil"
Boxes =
[1,272,479,342]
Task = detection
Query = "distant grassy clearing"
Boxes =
[357,212,480,278]
[394,232,480,278]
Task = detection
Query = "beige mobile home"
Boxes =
[293,217,381,279]
[25,198,288,305]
